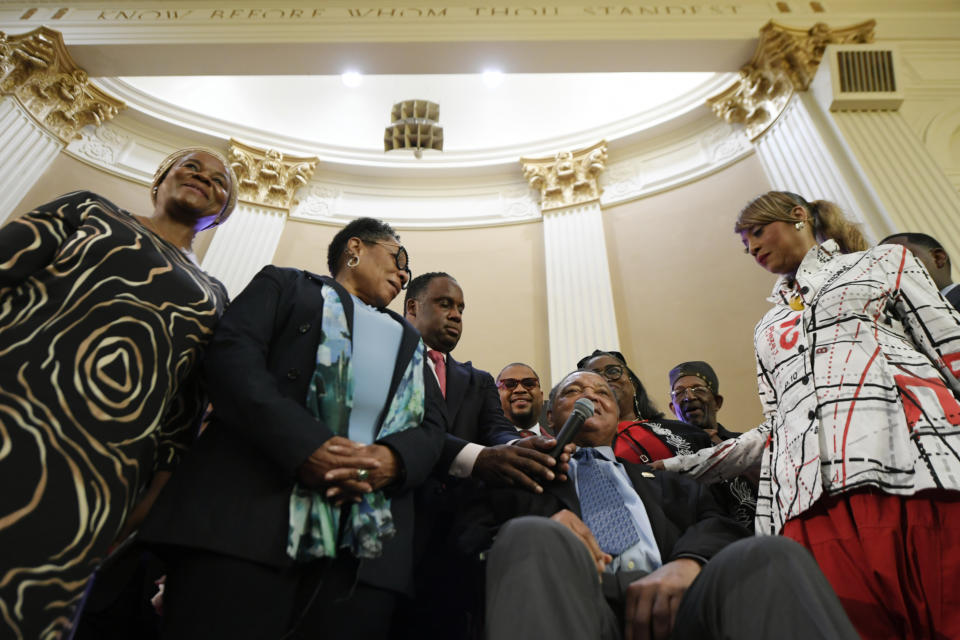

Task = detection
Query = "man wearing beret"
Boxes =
[666,361,757,530]
[667,361,739,444]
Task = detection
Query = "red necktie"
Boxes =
[518,429,536,438]
[427,349,446,398]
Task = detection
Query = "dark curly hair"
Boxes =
[326,217,400,276]
[576,349,664,421]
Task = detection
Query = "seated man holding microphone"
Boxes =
[458,369,858,640]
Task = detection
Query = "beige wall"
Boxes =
[273,218,551,379]
[12,153,217,260]
[273,155,775,432]
[15,150,781,431]
[604,153,775,432]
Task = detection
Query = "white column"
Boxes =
[542,201,620,385]
[827,109,960,260]
[200,202,286,298]
[753,93,894,239]
[0,96,63,225]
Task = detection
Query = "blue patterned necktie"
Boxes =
[575,448,641,556]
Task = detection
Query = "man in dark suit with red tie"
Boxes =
[395,272,564,638]
[403,272,560,488]
[466,369,859,640]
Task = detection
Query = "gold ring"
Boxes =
[357,468,370,481]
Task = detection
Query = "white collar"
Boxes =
[575,445,616,461]
[767,239,842,305]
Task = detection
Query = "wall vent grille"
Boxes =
[837,50,897,94]
[820,45,903,111]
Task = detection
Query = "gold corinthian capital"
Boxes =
[228,140,319,210]
[521,141,608,212]
[708,20,875,140]
[0,26,125,142]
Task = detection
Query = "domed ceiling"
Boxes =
[107,72,728,167]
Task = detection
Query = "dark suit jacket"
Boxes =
[428,355,518,471]
[946,285,960,312]
[455,455,749,565]
[140,266,445,595]
[404,356,522,600]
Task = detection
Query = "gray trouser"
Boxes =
[485,516,858,640]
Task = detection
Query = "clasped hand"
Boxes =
[473,435,575,494]
[297,436,399,505]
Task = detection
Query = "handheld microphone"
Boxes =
[548,398,594,459]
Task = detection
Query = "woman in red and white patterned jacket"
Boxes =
[659,191,960,639]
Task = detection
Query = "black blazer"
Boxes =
[406,355,520,584]
[946,285,960,312]
[455,455,749,564]
[429,355,518,471]
[140,266,445,595]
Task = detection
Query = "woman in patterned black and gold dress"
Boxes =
[0,147,238,639]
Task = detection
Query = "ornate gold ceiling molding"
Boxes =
[228,139,318,210]
[521,141,608,212]
[707,19,875,140]
[0,26,124,142]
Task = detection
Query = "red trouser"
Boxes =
[782,489,960,640]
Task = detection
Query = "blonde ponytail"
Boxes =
[808,200,867,253]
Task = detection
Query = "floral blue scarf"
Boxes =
[286,284,425,561]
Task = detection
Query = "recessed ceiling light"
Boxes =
[482,69,504,88]
[341,71,363,88]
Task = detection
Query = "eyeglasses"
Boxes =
[376,242,409,270]
[375,242,411,288]
[590,365,624,382]
[497,377,540,391]
[670,385,712,400]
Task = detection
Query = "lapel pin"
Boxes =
[641,472,655,478]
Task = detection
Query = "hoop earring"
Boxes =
[347,255,360,268]
[795,221,806,231]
